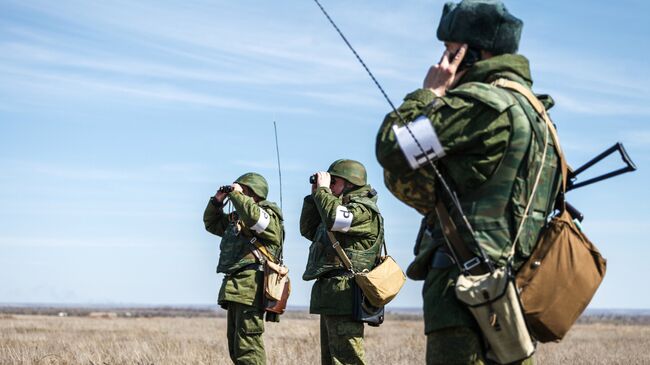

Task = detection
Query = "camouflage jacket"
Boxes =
[300,185,383,315]
[376,54,561,333]
[203,192,284,308]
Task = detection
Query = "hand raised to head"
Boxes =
[423,44,468,97]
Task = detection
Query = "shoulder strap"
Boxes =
[249,237,276,264]
[492,79,568,196]
[246,202,283,264]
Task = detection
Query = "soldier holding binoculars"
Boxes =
[300,159,384,365]
[203,172,284,365]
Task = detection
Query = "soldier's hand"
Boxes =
[424,44,468,97]
[315,171,331,189]
[215,190,228,203]
[232,183,243,193]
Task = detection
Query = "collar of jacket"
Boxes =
[456,54,533,87]
[343,184,371,198]
[259,199,283,221]
[342,184,378,204]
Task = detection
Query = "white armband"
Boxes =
[392,115,445,169]
[251,208,271,234]
[332,205,353,233]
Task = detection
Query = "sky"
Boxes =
[1,0,648,310]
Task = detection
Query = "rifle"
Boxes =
[566,143,637,221]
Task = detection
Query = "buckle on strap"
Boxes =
[463,257,481,272]
[492,78,507,87]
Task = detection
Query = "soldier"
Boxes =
[300,159,384,365]
[375,1,562,364]
[203,172,284,365]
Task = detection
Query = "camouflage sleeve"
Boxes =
[229,192,282,246]
[203,198,229,237]
[312,187,375,237]
[376,89,438,175]
[376,88,510,213]
[299,195,321,241]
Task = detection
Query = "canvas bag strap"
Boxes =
[377,213,388,257]
[325,231,355,272]
[324,200,387,272]
[249,237,275,264]
[491,78,554,258]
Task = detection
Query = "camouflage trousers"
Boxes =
[320,315,365,365]
[426,326,534,365]
[226,302,266,365]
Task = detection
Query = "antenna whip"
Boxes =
[311,0,493,272]
[273,121,283,211]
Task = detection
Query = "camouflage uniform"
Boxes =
[301,160,384,365]
[375,2,562,364]
[204,173,284,365]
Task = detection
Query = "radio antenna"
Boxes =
[311,0,494,273]
[273,121,283,211]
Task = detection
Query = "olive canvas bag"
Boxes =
[494,79,607,343]
[249,237,291,315]
[325,214,406,308]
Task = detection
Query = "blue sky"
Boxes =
[1,0,648,309]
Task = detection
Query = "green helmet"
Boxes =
[437,0,523,55]
[327,159,367,187]
[235,172,268,200]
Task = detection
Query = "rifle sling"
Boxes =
[434,199,486,275]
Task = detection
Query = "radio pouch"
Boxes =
[352,280,385,327]
[455,266,535,364]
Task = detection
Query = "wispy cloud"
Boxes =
[231,159,307,173]
[524,42,650,117]
[550,91,650,117]
[299,90,384,108]
[3,160,213,184]
[0,236,178,248]
[1,65,313,114]
[620,130,650,148]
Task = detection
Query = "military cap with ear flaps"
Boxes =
[327,159,367,187]
[437,0,523,55]
[235,172,268,200]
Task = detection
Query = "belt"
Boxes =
[431,246,456,269]
[320,268,354,279]
[225,263,264,277]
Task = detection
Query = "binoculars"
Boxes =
[219,185,234,193]
[309,175,317,184]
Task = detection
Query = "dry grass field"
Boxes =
[1,312,649,365]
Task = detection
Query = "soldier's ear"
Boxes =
[480,49,494,60]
